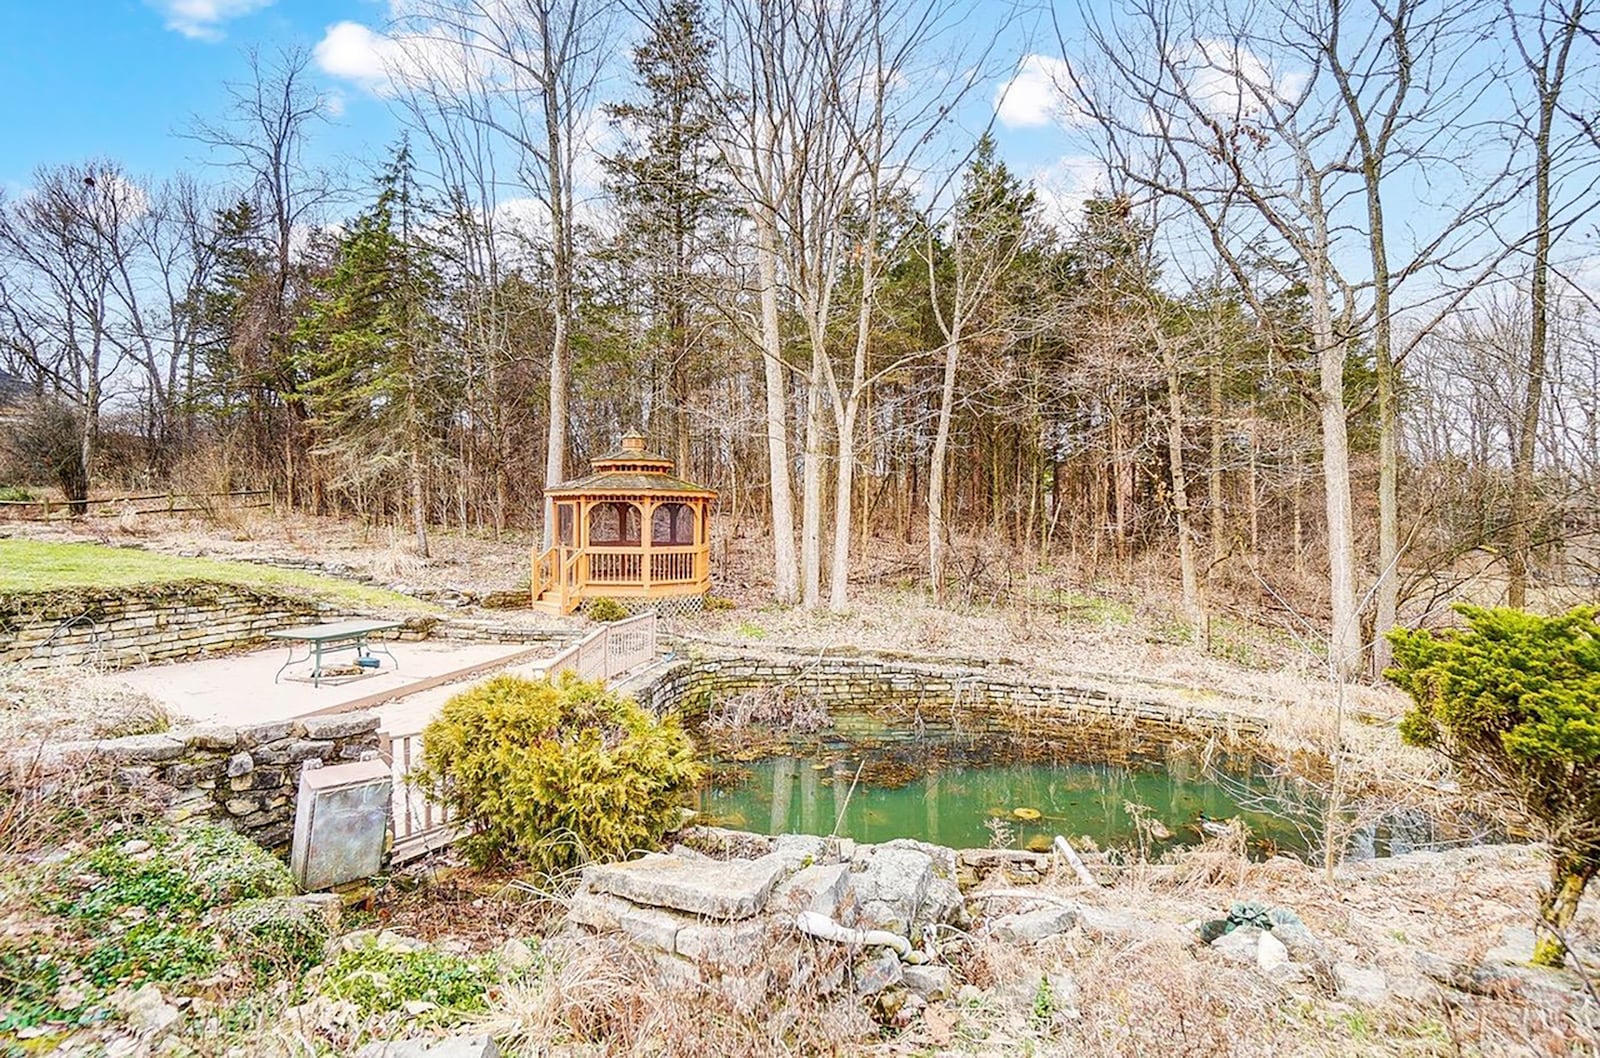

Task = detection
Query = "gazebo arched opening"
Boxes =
[531,433,715,615]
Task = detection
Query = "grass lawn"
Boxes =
[0,539,428,612]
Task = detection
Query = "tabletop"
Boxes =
[265,619,404,642]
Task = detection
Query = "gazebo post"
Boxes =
[641,497,656,591]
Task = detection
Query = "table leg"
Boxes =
[368,636,400,672]
[273,642,303,685]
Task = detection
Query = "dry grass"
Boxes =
[0,662,180,743]
[482,931,876,1058]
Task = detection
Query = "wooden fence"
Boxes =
[381,611,659,861]
[0,488,270,520]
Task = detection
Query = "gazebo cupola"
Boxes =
[530,432,715,615]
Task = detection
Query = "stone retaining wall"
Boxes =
[14,713,383,850]
[622,648,1268,753]
[0,584,329,670]
[0,585,580,671]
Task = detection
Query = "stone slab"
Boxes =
[774,863,852,920]
[567,889,684,953]
[582,852,788,920]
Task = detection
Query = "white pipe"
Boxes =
[794,910,912,958]
[1054,835,1100,888]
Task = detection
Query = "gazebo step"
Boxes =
[529,596,568,616]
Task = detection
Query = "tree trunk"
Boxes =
[1534,851,1598,967]
[410,398,429,559]
[1510,57,1561,609]
[1165,352,1201,630]
[928,338,960,602]
[800,349,825,608]
[829,395,859,612]
[755,212,799,604]
[1209,360,1225,562]
[1314,285,1362,679]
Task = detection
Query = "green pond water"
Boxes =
[696,754,1321,858]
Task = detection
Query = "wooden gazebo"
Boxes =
[530,433,715,615]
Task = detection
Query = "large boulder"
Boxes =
[851,841,963,937]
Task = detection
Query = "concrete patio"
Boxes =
[115,639,545,727]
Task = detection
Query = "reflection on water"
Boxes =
[698,753,1317,856]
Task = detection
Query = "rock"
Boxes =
[1257,930,1290,973]
[1485,926,1538,966]
[773,833,829,869]
[175,724,239,751]
[1263,960,1313,986]
[998,971,1080,1021]
[854,948,904,996]
[878,838,959,877]
[902,964,953,1002]
[340,929,428,954]
[1210,926,1262,965]
[1077,904,1156,941]
[853,846,934,935]
[582,853,787,919]
[119,983,181,1036]
[1412,950,1586,1006]
[675,920,769,971]
[1333,962,1389,1005]
[774,863,852,920]
[227,752,255,778]
[301,713,382,740]
[219,894,341,957]
[1266,912,1327,966]
[924,875,965,929]
[993,906,1078,945]
[567,888,683,952]
[496,938,536,971]
[119,839,151,856]
[956,984,983,1004]
[105,735,186,763]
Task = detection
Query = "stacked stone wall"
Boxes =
[0,585,328,669]
[0,585,581,671]
[11,713,383,850]
[622,648,1268,750]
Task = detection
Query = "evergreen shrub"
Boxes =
[586,596,628,622]
[1389,604,1600,966]
[417,673,702,874]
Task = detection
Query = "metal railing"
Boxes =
[382,611,659,860]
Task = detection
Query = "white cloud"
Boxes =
[150,0,274,42]
[1170,38,1303,119]
[314,18,492,98]
[1031,154,1106,229]
[994,54,1083,129]
[314,21,403,96]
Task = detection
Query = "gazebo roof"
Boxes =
[547,431,716,497]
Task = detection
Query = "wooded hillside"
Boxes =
[2,0,1597,679]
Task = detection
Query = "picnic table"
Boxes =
[267,619,402,687]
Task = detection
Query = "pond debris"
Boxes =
[1011,807,1042,822]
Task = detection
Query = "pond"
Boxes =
[697,752,1320,858]
[692,709,1467,861]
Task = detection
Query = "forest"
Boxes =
[2,0,1598,680]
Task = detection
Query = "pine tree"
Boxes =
[601,0,726,472]
[296,140,444,555]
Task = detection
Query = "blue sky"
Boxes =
[0,1,1078,212]
[0,2,401,191]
